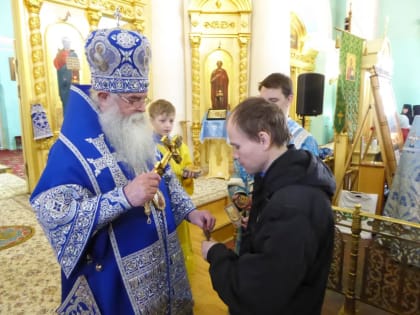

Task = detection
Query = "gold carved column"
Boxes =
[86,9,101,31]
[238,36,250,102]
[190,35,202,166]
[22,0,54,190]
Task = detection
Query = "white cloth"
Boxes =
[338,190,378,239]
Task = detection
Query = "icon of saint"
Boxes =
[210,60,229,109]
[53,36,80,112]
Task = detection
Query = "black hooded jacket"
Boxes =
[207,147,336,315]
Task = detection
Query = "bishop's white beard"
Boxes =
[99,105,156,175]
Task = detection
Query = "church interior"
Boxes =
[0,0,419,314]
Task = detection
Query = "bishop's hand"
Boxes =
[123,171,161,207]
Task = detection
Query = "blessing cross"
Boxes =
[153,135,182,175]
[144,135,183,223]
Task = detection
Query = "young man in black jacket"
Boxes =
[201,97,336,315]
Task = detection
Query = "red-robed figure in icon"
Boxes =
[53,36,80,112]
[210,60,229,109]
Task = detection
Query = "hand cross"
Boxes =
[153,135,183,176]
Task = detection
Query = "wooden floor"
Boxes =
[188,196,232,314]
[189,223,228,315]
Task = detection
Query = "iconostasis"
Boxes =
[187,0,252,179]
[12,0,317,188]
[12,0,147,190]
[186,3,317,178]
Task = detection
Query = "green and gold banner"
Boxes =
[334,31,364,140]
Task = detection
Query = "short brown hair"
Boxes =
[228,97,290,146]
[148,99,176,119]
[258,73,293,98]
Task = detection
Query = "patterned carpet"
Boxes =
[0,151,231,314]
[0,194,61,315]
[0,176,228,315]
[0,149,59,313]
[0,173,28,200]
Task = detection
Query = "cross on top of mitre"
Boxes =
[114,7,122,27]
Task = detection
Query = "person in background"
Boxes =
[148,98,201,276]
[413,105,420,118]
[399,113,410,143]
[30,27,215,314]
[259,72,319,154]
[401,104,414,125]
[202,97,336,315]
[227,72,320,252]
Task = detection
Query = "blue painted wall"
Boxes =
[377,0,420,112]
[0,0,20,150]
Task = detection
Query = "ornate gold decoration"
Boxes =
[25,1,46,101]
[327,227,344,292]
[191,122,202,167]
[188,0,251,172]
[203,21,235,29]
[330,205,420,315]
[238,36,250,102]
[153,135,182,176]
[144,189,166,224]
[144,135,182,224]
[86,8,101,30]
[190,35,202,166]
[289,12,318,123]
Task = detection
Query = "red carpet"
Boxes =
[0,149,25,179]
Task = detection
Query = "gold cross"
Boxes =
[337,111,345,124]
[153,135,182,175]
[144,135,183,223]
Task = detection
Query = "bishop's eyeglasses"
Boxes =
[117,94,150,106]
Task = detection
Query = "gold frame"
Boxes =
[207,109,227,120]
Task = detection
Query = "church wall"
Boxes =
[377,0,420,110]
[150,0,186,137]
[2,0,420,178]
[0,0,20,150]
[248,0,290,95]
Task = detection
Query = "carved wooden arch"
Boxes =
[290,12,306,52]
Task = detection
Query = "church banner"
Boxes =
[334,31,364,139]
